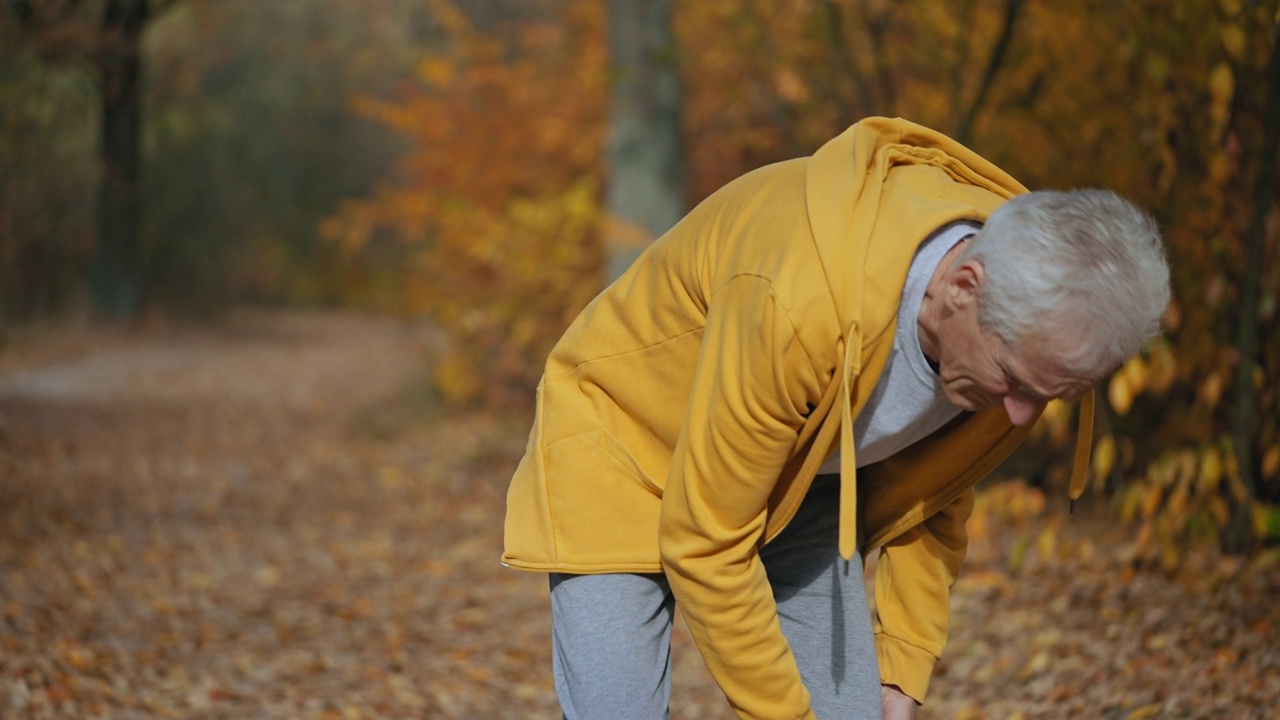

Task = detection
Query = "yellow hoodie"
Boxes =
[503,117,1088,717]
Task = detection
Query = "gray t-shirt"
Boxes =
[817,221,977,474]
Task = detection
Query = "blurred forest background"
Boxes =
[5,0,1276,561]
[2,0,1280,718]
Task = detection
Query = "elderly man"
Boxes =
[502,117,1171,720]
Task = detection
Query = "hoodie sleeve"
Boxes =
[872,487,975,702]
[659,274,823,720]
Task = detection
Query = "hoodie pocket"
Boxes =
[543,429,667,563]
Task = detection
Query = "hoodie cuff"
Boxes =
[875,632,936,704]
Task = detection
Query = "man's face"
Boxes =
[933,260,1095,426]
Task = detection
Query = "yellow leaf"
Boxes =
[1250,547,1280,571]
[1141,485,1164,520]
[434,354,483,405]
[1208,496,1230,527]
[1123,356,1148,394]
[1199,372,1224,408]
[1009,535,1029,573]
[1036,526,1058,562]
[1152,450,1185,487]
[1109,373,1134,416]
[1042,398,1069,423]
[1252,503,1280,540]
[1262,445,1280,480]
[429,0,473,36]
[774,67,809,103]
[1209,62,1235,103]
[1121,484,1143,523]
[1159,535,1181,572]
[64,646,94,671]
[1020,649,1051,680]
[378,466,404,489]
[1092,434,1117,484]
[1127,704,1162,720]
[1220,24,1247,61]
[1146,54,1171,84]
[1148,338,1177,393]
[1166,483,1189,522]
[417,56,456,88]
[1198,446,1224,495]
[1208,153,1232,184]
[1175,449,1199,487]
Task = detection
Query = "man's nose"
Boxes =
[1002,394,1045,426]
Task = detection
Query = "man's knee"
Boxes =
[550,573,675,720]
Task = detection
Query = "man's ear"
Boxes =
[947,259,986,308]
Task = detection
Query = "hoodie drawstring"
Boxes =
[1068,389,1096,512]
[838,321,863,565]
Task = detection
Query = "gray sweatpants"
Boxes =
[549,474,882,719]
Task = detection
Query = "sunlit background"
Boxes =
[1,1,1278,718]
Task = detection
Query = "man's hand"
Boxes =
[881,684,918,720]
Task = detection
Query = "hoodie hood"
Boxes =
[798,117,1093,560]
[804,117,1029,334]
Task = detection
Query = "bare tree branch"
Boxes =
[857,0,896,114]
[949,0,979,133]
[956,0,1024,145]
[820,0,875,120]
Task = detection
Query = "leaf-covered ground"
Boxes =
[0,311,1275,719]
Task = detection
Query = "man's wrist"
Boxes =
[881,684,920,720]
[880,684,919,704]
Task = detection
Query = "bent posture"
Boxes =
[502,117,1171,720]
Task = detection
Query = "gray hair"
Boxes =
[960,189,1172,379]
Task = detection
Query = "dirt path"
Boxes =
[0,310,565,719]
[0,311,428,409]
[0,311,1275,719]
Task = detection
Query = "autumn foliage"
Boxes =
[323,0,606,406]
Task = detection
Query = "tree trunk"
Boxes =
[603,0,683,282]
[1225,15,1280,553]
[94,0,148,318]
